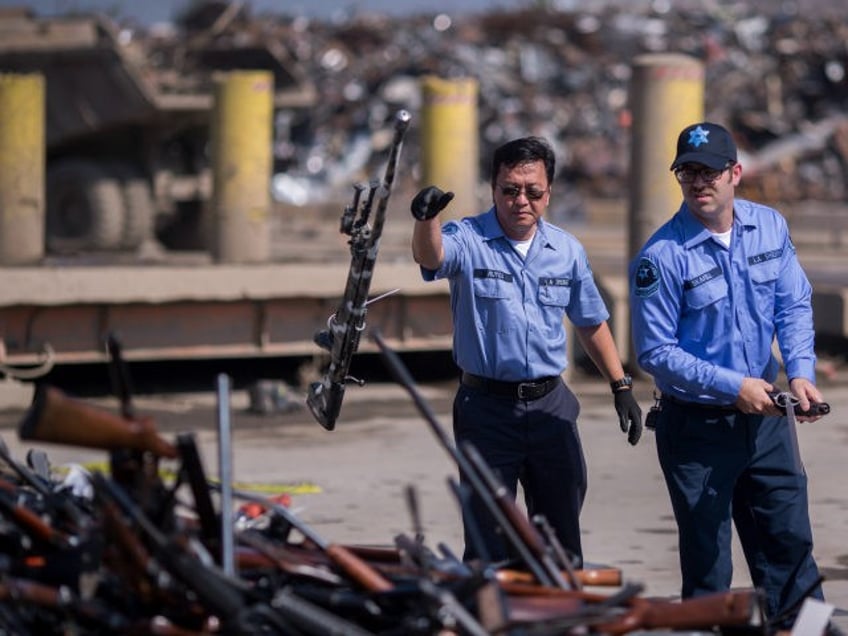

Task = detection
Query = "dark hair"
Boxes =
[491,136,555,188]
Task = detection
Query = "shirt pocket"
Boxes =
[473,276,515,333]
[749,259,780,314]
[538,283,571,308]
[684,277,728,310]
[537,283,571,336]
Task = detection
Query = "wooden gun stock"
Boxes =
[18,385,177,459]
[500,581,764,634]
[496,567,622,587]
[598,588,764,635]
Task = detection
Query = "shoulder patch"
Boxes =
[442,221,459,236]
[634,257,660,297]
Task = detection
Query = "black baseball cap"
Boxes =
[670,122,737,171]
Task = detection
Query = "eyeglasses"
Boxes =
[498,184,548,201]
[673,163,734,184]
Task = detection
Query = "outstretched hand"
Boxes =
[614,389,643,445]
[411,185,454,221]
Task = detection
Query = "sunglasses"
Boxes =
[673,162,734,184]
[498,184,548,201]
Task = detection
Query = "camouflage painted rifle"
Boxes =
[306,109,411,431]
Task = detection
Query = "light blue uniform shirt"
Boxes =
[629,199,815,405]
[422,207,609,381]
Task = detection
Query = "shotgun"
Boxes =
[306,109,412,431]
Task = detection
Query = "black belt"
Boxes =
[461,372,560,401]
[661,394,740,413]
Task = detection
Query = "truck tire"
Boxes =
[46,159,125,252]
[114,164,156,249]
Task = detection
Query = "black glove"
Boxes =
[614,389,643,445]
[411,185,454,221]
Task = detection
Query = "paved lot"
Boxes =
[1,371,846,630]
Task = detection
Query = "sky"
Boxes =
[0,0,532,24]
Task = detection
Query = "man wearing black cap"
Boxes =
[629,122,835,631]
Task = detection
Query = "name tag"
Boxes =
[539,277,571,287]
[473,269,513,282]
[684,266,722,290]
[748,249,782,265]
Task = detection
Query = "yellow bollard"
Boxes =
[420,76,480,221]
[627,54,704,259]
[626,54,704,370]
[0,73,45,265]
[209,70,274,263]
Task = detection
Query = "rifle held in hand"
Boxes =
[306,110,411,431]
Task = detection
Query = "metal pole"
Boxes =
[215,373,235,577]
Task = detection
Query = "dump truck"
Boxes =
[0,6,316,253]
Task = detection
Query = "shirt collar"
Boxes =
[480,207,552,248]
[679,199,758,249]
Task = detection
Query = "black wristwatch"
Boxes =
[610,374,633,392]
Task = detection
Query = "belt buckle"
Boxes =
[517,382,535,400]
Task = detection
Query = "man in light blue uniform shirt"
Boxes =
[411,136,642,568]
[630,122,833,631]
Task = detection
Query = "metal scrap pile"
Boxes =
[131,1,847,208]
[0,340,773,635]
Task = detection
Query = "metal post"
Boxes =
[216,373,235,577]
[210,71,274,263]
[0,73,45,265]
[420,76,480,221]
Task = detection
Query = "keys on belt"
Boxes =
[460,372,560,400]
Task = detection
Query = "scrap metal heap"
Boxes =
[223,1,848,210]
[0,337,780,635]
[1,1,845,248]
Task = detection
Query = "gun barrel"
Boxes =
[18,385,177,459]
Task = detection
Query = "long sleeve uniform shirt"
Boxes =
[421,207,609,381]
[629,199,816,405]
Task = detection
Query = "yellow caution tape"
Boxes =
[53,461,322,495]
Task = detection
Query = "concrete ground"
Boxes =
[1,371,846,631]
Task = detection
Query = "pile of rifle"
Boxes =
[0,339,770,635]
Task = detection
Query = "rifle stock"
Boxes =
[499,581,765,634]
[598,588,765,635]
[18,385,177,459]
[496,567,622,587]
[307,109,411,431]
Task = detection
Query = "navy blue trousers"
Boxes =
[655,400,824,625]
[453,380,586,567]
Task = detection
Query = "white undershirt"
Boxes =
[508,236,534,258]
[712,228,732,248]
